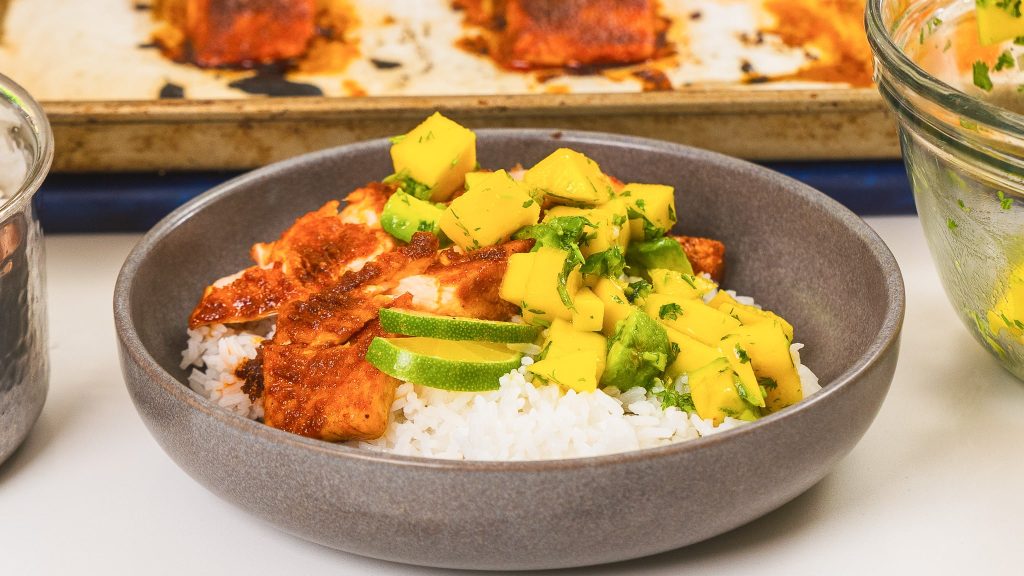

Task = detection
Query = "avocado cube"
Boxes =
[544,198,630,257]
[524,148,616,207]
[571,286,605,332]
[976,1,1024,45]
[600,308,670,391]
[439,170,541,251]
[645,293,741,347]
[626,237,694,276]
[390,112,477,201]
[520,247,582,325]
[689,357,759,425]
[620,183,677,240]
[380,190,445,243]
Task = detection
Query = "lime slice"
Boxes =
[378,308,542,343]
[366,337,522,391]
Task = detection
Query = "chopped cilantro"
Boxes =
[734,344,751,364]
[973,61,994,92]
[998,190,1014,210]
[522,199,535,209]
[388,134,407,144]
[581,247,626,279]
[383,170,432,200]
[659,302,684,320]
[758,376,778,391]
[654,385,695,413]
[995,50,1016,72]
[626,279,654,303]
[947,218,958,230]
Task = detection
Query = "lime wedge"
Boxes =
[366,337,523,391]
[378,308,542,343]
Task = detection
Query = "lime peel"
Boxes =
[366,337,523,391]
[378,308,542,343]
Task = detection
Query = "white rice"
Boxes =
[181,310,821,461]
[0,106,29,200]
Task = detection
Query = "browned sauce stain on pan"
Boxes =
[763,0,874,87]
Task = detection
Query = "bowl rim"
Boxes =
[113,128,905,472]
[0,72,53,221]
[865,0,1024,138]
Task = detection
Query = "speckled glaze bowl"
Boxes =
[114,131,904,571]
[0,74,51,466]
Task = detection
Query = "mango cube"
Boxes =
[499,252,535,307]
[664,326,723,379]
[645,293,741,347]
[529,318,607,392]
[518,247,582,325]
[650,268,717,300]
[729,323,803,413]
[524,148,615,206]
[689,358,759,425]
[592,277,632,336]
[619,183,677,240]
[976,1,1024,45]
[390,112,477,201]
[571,286,605,332]
[440,170,541,251]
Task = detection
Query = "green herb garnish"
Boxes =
[973,61,994,92]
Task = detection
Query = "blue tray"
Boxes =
[35,160,914,233]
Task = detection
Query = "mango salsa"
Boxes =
[524,148,615,206]
[729,323,802,413]
[664,326,723,378]
[390,112,477,201]
[440,170,541,251]
[976,0,1024,45]
[571,286,605,332]
[688,358,759,425]
[650,268,717,300]
[592,277,633,336]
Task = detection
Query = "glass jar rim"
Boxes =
[0,72,53,222]
[866,0,1024,139]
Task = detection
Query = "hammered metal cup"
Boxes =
[0,74,52,465]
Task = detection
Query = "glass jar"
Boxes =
[0,73,52,464]
[867,0,1024,380]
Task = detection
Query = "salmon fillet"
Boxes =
[674,235,726,283]
[184,0,317,68]
[189,184,395,328]
[500,0,659,69]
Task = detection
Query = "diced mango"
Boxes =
[529,351,601,393]
[689,357,759,425]
[520,247,582,325]
[718,335,765,408]
[592,277,632,336]
[524,148,615,206]
[716,299,795,342]
[390,112,477,201]
[544,199,630,257]
[650,268,717,300]
[533,318,607,388]
[572,286,604,332]
[729,323,803,413]
[664,327,723,379]
[440,170,541,251]
[619,183,677,240]
[499,252,535,307]
[976,1,1024,46]
[645,293,741,347]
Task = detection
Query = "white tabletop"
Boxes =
[2,215,1022,575]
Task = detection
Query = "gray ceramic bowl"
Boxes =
[114,130,904,571]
